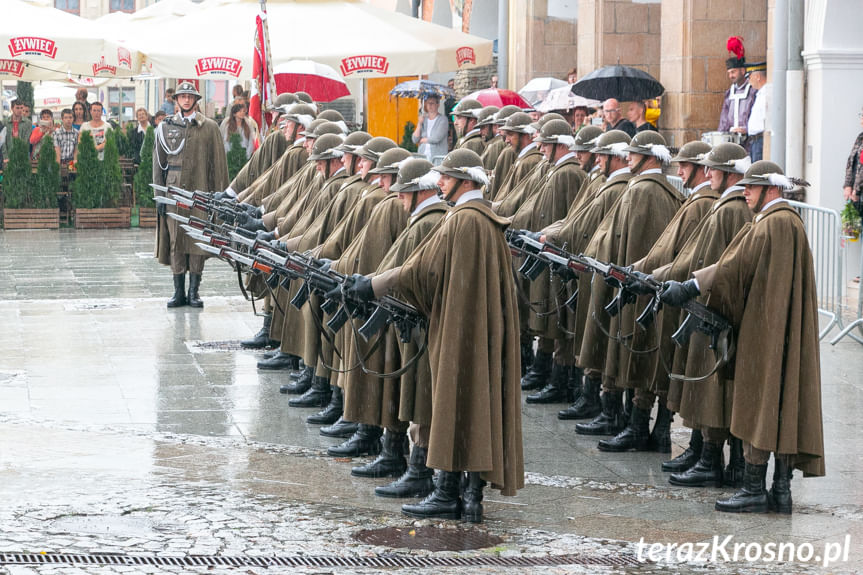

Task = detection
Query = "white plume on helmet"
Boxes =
[608,141,630,158]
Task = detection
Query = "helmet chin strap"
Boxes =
[349,154,358,176]
[602,156,613,177]
[409,192,419,213]
[443,178,464,203]
[752,186,769,213]
[632,154,649,175]
[684,163,698,189]
[582,154,596,173]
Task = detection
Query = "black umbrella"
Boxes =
[571,65,664,101]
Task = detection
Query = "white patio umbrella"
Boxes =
[535,84,600,113]
[0,0,142,81]
[518,76,567,106]
[97,0,202,45]
[132,0,493,80]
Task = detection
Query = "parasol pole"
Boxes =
[259,0,278,133]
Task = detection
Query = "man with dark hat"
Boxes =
[660,160,824,514]
[719,36,757,137]
[744,61,769,161]
[153,81,229,309]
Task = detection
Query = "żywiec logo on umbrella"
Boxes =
[117,47,132,70]
[93,56,117,76]
[340,55,389,76]
[0,59,25,77]
[456,47,476,67]
[195,57,243,77]
[8,36,57,59]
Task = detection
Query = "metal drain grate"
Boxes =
[185,340,248,353]
[355,526,504,551]
[0,552,643,569]
[64,302,133,311]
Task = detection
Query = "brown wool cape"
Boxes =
[494,160,549,218]
[395,200,524,496]
[487,145,516,201]
[491,145,543,204]
[481,135,507,172]
[229,130,287,195]
[456,131,486,156]
[696,202,824,477]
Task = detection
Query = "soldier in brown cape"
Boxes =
[480,105,513,172]
[596,140,718,454]
[452,98,486,156]
[661,160,825,514]
[547,129,628,421]
[485,106,521,198]
[511,120,587,405]
[153,81,229,309]
[347,149,524,524]
[656,143,753,488]
[489,112,542,203]
[575,131,684,438]
[340,159,447,490]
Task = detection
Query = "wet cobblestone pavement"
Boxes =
[1,230,861,574]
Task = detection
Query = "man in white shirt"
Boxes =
[744,62,769,162]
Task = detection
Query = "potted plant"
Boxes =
[841,200,861,241]
[1,137,60,229]
[133,126,157,227]
[73,130,130,228]
[226,131,248,181]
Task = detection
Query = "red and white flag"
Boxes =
[248,13,270,140]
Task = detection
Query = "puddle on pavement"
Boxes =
[49,515,156,537]
[354,526,504,551]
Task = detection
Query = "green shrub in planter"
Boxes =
[134,126,155,207]
[72,130,102,209]
[401,121,417,153]
[227,131,247,181]
[101,129,123,208]
[34,133,59,209]
[2,138,34,209]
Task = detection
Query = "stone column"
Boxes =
[577,0,662,79]
[508,0,578,91]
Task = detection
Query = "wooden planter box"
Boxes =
[137,207,158,228]
[75,207,131,229]
[2,208,60,230]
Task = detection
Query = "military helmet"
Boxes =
[283,103,317,129]
[493,105,523,125]
[390,158,439,193]
[452,98,483,118]
[308,133,346,161]
[738,160,793,188]
[304,121,345,140]
[174,81,201,101]
[569,125,603,151]
[671,140,712,164]
[622,131,671,163]
[535,119,575,146]
[272,92,299,109]
[538,112,567,127]
[336,131,372,154]
[590,130,631,156]
[295,91,313,104]
[358,136,397,163]
[698,142,750,174]
[368,147,412,175]
[433,149,489,186]
[318,109,344,123]
[499,112,536,135]
[476,106,500,127]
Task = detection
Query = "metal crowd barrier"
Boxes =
[786,200,848,340]
[667,175,685,196]
[830,240,863,345]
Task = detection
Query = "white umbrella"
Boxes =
[0,0,142,81]
[273,60,350,102]
[535,84,600,113]
[33,81,78,110]
[518,76,567,106]
[132,0,493,80]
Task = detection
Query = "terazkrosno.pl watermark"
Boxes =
[637,535,852,568]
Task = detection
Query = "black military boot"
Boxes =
[306,385,343,425]
[240,314,279,349]
[167,274,187,308]
[648,404,673,453]
[597,402,651,451]
[520,337,534,377]
[715,462,769,514]
[327,424,383,457]
[187,273,203,308]
[662,428,703,472]
[351,430,408,478]
[526,362,571,404]
[558,373,601,420]
[461,472,487,524]
[668,440,724,487]
[320,417,359,439]
[289,376,332,408]
[401,471,462,520]
[767,459,793,514]
[280,366,313,394]
[520,349,552,391]
[259,351,301,371]
[724,437,746,488]
[575,391,624,435]
[375,445,435,499]
[567,366,583,405]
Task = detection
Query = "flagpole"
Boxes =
[259,0,277,133]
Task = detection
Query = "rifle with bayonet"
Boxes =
[151,184,248,225]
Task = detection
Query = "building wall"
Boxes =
[509,0,579,91]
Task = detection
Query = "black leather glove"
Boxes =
[237,212,266,232]
[659,279,700,307]
[241,203,261,217]
[626,270,658,295]
[256,230,276,243]
[316,258,333,272]
[269,240,286,251]
[344,273,375,303]
[157,202,167,217]
[520,230,542,242]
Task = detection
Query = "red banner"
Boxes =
[248,14,269,135]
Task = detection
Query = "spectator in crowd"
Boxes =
[745,62,769,161]
[232,84,244,103]
[53,108,78,165]
[220,102,256,158]
[412,95,449,163]
[490,75,499,89]
[844,106,863,215]
[71,101,87,130]
[601,98,636,136]
[131,107,151,165]
[77,101,112,161]
[566,67,578,84]
[75,88,92,122]
[154,110,167,126]
[1,98,33,166]
[627,100,658,133]
[29,109,56,159]
[161,88,176,115]
[572,106,589,130]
